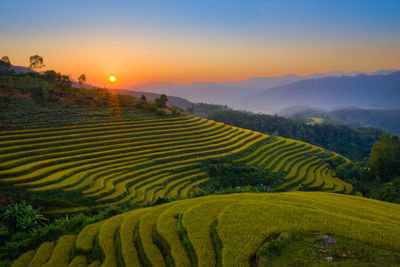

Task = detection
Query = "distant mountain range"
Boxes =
[239,71,400,113]
[6,64,400,114]
[1,65,34,73]
[127,70,399,113]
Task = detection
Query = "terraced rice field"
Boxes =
[11,192,400,267]
[0,116,353,213]
[234,136,352,193]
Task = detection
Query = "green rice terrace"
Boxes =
[0,116,353,214]
[10,192,400,266]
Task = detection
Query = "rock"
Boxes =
[323,235,337,245]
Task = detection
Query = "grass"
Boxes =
[98,215,124,267]
[68,255,88,267]
[262,143,304,169]
[10,192,400,266]
[177,213,197,267]
[156,203,193,266]
[25,242,55,267]
[1,116,354,213]
[180,178,209,197]
[216,194,400,266]
[75,221,103,253]
[119,210,146,267]
[164,173,208,199]
[247,139,287,166]
[234,138,280,163]
[256,141,298,167]
[271,146,315,173]
[308,117,324,125]
[42,235,76,267]
[0,119,219,162]
[181,200,228,267]
[254,231,400,266]
[139,207,169,267]
[9,250,35,267]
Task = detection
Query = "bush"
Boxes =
[199,158,284,193]
[0,94,11,104]
[327,156,346,168]
[1,201,45,233]
[371,179,400,203]
[0,204,133,262]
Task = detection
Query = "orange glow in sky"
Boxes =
[1,1,400,88]
[3,39,400,89]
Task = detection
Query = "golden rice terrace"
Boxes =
[11,192,400,267]
[0,116,353,213]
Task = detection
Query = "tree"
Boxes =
[186,106,194,114]
[29,55,45,71]
[154,93,168,108]
[7,77,14,88]
[368,133,400,181]
[140,94,147,102]
[42,70,72,94]
[22,75,33,93]
[42,70,58,82]
[0,56,11,70]
[78,74,87,87]
[160,94,168,103]
[41,85,49,101]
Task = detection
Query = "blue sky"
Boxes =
[1,0,399,86]
[2,1,400,39]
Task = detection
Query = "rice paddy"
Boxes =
[11,192,400,266]
[0,116,353,213]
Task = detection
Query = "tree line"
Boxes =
[208,110,400,203]
[0,55,169,109]
[208,110,384,161]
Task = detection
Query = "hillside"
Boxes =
[10,192,400,266]
[239,71,400,113]
[0,71,182,131]
[0,116,353,214]
[114,89,193,110]
[2,66,399,267]
[280,107,400,135]
[208,110,384,161]
[320,108,400,135]
[189,102,231,118]
[127,70,398,108]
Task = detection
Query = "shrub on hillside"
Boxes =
[199,158,284,193]
[1,201,45,233]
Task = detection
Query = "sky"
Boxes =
[1,0,400,87]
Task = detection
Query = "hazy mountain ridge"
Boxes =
[1,65,34,73]
[239,71,400,113]
[127,69,399,109]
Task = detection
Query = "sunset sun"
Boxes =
[109,75,116,83]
